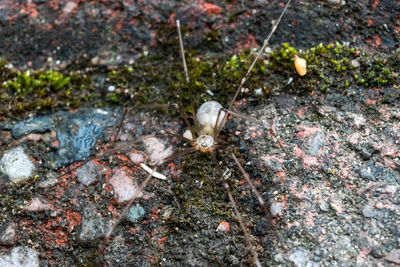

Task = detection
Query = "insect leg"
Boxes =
[220,0,292,131]
[210,151,262,267]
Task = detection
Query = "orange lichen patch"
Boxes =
[65,209,82,233]
[216,221,230,232]
[199,2,222,15]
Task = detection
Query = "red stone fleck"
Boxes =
[365,98,377,105]
[169,13,176,26]
[303,156,318,169]
[216,221,230,232]
[65,209,81,233]
[303,211,315,227]
[115,154,129,162]
[199,2,222,15]
[275,171,286,183]
[52,139,59,147]
[296,125,321,139]
[115,18,124,32]
[367,19,374,26]
[157,236,167,248]
[296,107,308,118]
[371,0,379,10]
[374,34,381,47]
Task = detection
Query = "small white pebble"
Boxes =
[270,202,285,217]
[206,89,214,96]
[108,85,115,92]
[254,88,263,95]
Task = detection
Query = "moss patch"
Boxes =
[0,44,398,116]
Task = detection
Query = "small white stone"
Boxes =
[0,246,39,267]
[108,85,115,92]
[254,88,263,95]
[0,147,35,183]
[270,202,285,217]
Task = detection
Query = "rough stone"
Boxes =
[124,204,145,223]
[362,205,375,218]
[76,160,99,186]
[0,222,17,246]
[79,208,110,244]
[270,202,285,217]
[0,246,39,267]
[0,147,35,183]
[109,169,142,203]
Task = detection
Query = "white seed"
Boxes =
[140,163,167,180]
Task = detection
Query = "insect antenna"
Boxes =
[210,151,262,267]
[112,108,128,144]
[218,0,291,134]
[177,20,190,85]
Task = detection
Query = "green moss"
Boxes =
[0,42,398,115]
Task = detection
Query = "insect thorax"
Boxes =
[196,134,214,153]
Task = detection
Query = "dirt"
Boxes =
[0,1,399,267]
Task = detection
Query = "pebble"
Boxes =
[38,171,59,188]
[0,222,17,246]
[362,205,375,218]
[270,202,285,217]
[0,147,35,183]
[79,208,110,243]
[273,253,284,263]
[76,160,99,186]
[385,249,400,264]
[288,248,309,266]
[109,169,142,203]
[124,204,145,223]
[308,131,326,156]
[375,202,384,209]
[319,201,330,212]
[23,198,54,211]
[0,246,39,267]
[350,59,360,68]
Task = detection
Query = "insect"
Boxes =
[98,1,292,265]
